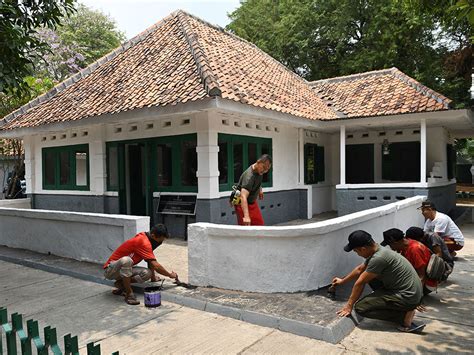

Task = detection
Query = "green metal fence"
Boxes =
[0,307,118,355]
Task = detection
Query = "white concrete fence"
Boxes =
[188,196,426,293]
[0,198,31,209]
[0,207,149,263]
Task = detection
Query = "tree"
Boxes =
[227,0,472,107]
[0,0,76,95]
[33,4,126,81]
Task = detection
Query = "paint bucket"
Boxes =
[144,285,162,308]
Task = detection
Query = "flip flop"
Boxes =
[397,322,426,333]
[112,288,125,296]
[124,295,140,305]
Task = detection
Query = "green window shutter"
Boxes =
[316,146,325,182]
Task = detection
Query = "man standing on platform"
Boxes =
[234,154,272,226]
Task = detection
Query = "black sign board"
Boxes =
[157,195,197,216]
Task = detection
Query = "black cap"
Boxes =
[344,230,375,252]
[417,200,436,210]
[405,226,424,241]
[381,228,404,246]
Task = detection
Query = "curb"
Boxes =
[0,253,357,344]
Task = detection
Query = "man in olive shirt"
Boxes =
[235,154,272,226]
[332,230,425,333]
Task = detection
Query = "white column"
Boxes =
[420,119,427,183]
[340,125,346,185]
[298,128,305,185]
[90,125,107,194]
[196,112,219,199]
[23,135,35,195]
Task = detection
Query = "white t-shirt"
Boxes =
[423,211,464,246]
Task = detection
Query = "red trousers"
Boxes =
[235,201,264,226]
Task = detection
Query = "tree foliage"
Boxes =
[227,0,472,107]
[0,0,76,95]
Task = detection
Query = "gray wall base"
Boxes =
[31,189,308,239]
[336,183,456,216]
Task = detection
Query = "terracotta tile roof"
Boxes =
[0,11,338,131]
[310,68,451,119]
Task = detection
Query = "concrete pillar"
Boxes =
[420,119,427,183]
[23,135,35,195]
[298,128,304,185]
[90,125,106,194]
[196,112,219,199]
[340,125,346,185]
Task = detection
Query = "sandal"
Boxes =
[124,294,140,305]
[112,280,125,296]
[397,322,426,333]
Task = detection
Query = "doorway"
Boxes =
[124,143,148,216]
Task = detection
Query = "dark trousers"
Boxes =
[354,281,419,325]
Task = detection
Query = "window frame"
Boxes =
[218,133,273,192]
[42,144,90,190]
[106,134,198,193]
[304,143,325,184]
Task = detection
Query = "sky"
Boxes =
[79,0,241,39]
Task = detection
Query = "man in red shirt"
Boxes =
[381,228,437,295]
[103,224,178,305]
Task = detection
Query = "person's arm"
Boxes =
[149,260,178,280]
[240,188,251,226]
[415,266,427,284]
[337,271,378,317]
[259,187,264,200]
[332,263,367,286]
[432,245,443,258]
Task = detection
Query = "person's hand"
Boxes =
[259,191,264,200]
[416,304,428,312]
[169,271,178,280]
[243,217,251,226]
[332,277,344,286]
[336,303,353,317]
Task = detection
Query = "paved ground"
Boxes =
[1,222,473,354]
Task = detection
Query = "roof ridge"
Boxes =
[309,68,397,85]
[390,68,451,108]
[176,10,342,119]
[0,12,178,127]
[176,11,221,97]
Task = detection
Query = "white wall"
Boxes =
[0,207,149,263]
[0,198,31,209]
[188,196,425,293]
[426,127,451,181]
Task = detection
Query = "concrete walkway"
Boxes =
[0,223,473,354]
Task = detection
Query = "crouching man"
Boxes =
[103,224,178,305]
[332,230,425,333]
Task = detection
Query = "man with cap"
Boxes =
[381,228,438,295]
[103,224,178,305]
[405,226,454,275]
[332,230,425,333]
[419,201,464,256]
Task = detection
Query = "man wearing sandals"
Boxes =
[103,224,178,305]
[332,230,426,333]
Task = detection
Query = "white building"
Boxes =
[0,11,472,236]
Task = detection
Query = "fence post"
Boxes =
[87,342,101,355]
[0,308,16,355]
[27,319,47,355]
[44,326,62,355]
[11,313,32,355]
[64,334,79,355]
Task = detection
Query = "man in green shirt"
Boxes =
[332,230,425,333]
[234,154,272,226]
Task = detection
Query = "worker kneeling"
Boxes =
[332,230,425,333]
[103,224,178,305]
